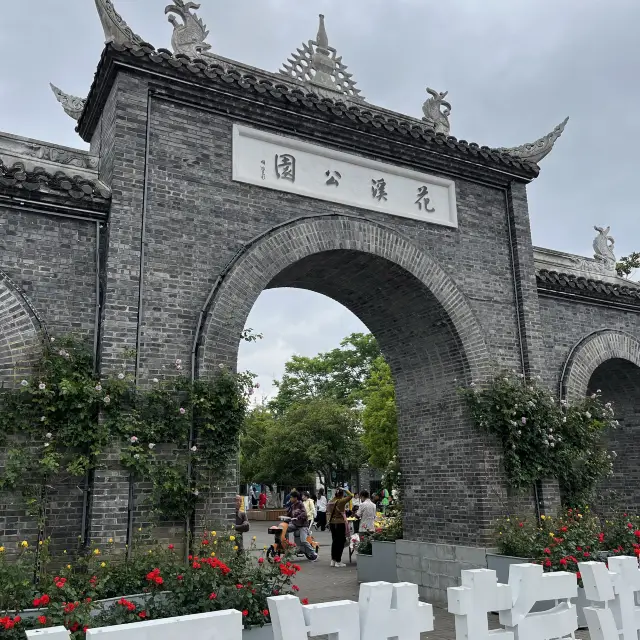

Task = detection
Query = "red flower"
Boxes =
[559,558,568,566]
[38,616,47,625]
[188,554,193,560]
[83,626,89,633]
[139,611,147,619]
[70,623,80,632]
[272,589,279,596]
[576,547,582,551]
[209,593,217,600]
[544,559,552,567]
[274,556,281,563]
[576,572,582,580]
[202,539,209,546]
[598,532,605,543]
[518,522,524,528]
[85,598,92,603]
[242,610,248,617]
[628,523,633,529]
[13,617,21,624]
[301,598,309,605]
[583,552,590,558]
[177,575,184,581]
[236,584,244,589]
[560,527,568,533]
[258,558,264,564]
[263,610,269,617]
[192,562,201,569]
[168,544,174,550]
[634,531,640,539]
[292,585,299,592]
[543,548,551,555]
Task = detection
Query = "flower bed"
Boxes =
[0,531,307,640]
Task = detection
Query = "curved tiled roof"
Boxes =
[0,158,111,202]
[537,269,640,306]
[78,41,540,181]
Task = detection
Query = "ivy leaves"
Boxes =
[0,336,251,522]
[461,372,617,505]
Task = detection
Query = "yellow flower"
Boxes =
[63,550,67,555]
[252,536,256,541]
[549,532,554,537]
[67,564,72,570]
[39,541,44,546]
[506,518,510,522]
[578,514,583,519]
[109,538,114,543]
[214,540,217,545]
[138,528,142,532]
[211,552,216,557]
[20,541,28,548]
[0,546,5,553]
[101,562,107,568]
[230,536,235,541]
[540,515,546,520]
[499,532,503,535]
[93,548,101,555]
[211,531,217,537]
[233,546,239,551]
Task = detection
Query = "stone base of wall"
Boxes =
[396,540,489,605]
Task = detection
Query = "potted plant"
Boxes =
[356,512,402,584]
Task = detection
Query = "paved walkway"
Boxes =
[247,525,589,640]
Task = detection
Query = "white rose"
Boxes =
[148,443,156,450]
[20,380,28,387]
[103,396,111,404]
[152,378,159,384]
[190,446,197,453]
[130,436,139,443]
[117,373,125,380]
[44,442,50,448]
[38,383,46,391]
[45,433,52,439]
[95,384,102,391]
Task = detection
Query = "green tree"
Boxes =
[361,357,398,469]
[269,333,381,414]
[616,251,640,279]
[241,398,366,489]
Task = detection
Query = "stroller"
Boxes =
[267,516,320,560]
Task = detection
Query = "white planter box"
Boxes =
[243,624,273,640]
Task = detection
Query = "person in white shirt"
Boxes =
[316,487,328,531]
[358,490,377,533]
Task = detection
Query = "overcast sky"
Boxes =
[1,1,638,397]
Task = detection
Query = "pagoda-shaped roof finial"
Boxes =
[280,14,364,103]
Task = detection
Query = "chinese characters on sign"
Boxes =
[233,125,457,228]
[371,178,388,202]
[275,153,296,182]
[416,186,435,212]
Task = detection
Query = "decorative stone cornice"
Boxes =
[280,14,365,103]
[94,0,143,46]
[498,117,569,164]
[50,84,86,121]
[77,41,540,184]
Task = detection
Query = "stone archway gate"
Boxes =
[2,0,640,604]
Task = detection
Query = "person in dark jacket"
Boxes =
[286,490,318,561]
[235,495,250,551]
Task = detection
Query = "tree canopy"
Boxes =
[269,333,381,414]
[361,356,398,469]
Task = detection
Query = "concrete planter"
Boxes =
[486,553,590,628]
[357,541,398,584]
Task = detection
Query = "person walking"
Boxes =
[286,490,318,561]
[302,490,316,524]
[327,487,353,567]
[235,495,250,550]
[358,490,376,533]
[316,488,327,531]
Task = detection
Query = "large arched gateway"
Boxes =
[1,0,640,603]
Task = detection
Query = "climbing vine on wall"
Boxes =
[0,335,254,525]
[460,371,617,506]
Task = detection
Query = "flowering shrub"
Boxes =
[493,508,640,586]
[357,512,403,555]
[0,530,303,638]
[461,372,616,504]
[0,335,258,525]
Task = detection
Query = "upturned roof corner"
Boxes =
[50,84,86,122]
[498,117,569,165]
[94,0,143,46]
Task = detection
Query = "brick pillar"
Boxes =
[537,478,562,517]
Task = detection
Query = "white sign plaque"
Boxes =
[232,124,458,228]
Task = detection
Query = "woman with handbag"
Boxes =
[327,487,353,567]
[235,495,250,551]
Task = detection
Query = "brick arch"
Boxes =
[199,215,501,546]
[561,329,640,402]
[199,215,490,381]
[0,270,45,386]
